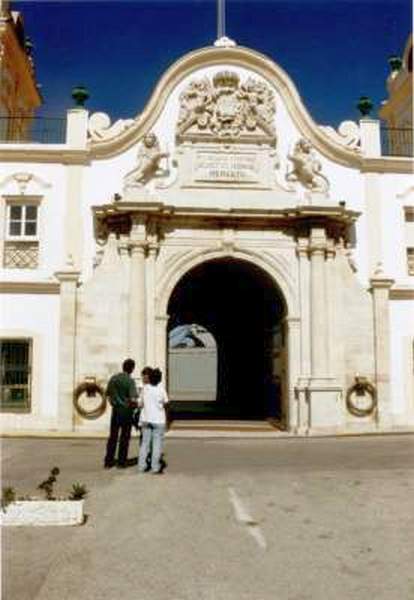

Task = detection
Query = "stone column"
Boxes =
[325,238,336,377]
[118,235,130,356]
[296,237,311,381]
[55,259,80,431]
[370,267,394,427]
[309,227,329,381]
[145,244,157,366]
[128,243,146,369]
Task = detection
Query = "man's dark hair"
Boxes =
[122,358,135,374]
[149,368,162,386]
[141,366,152,377]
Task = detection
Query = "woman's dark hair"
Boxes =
[149,368,162,386]
[122,358,135,374]
[141,366,152,378]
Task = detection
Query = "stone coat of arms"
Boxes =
[176,71,277,145]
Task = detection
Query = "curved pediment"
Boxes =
[88,45,361,167]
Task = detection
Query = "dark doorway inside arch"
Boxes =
[167,258,286,420]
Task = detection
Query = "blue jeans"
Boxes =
[138,423,165,473]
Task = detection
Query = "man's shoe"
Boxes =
[116,463,128,469]
[104,462,115,469]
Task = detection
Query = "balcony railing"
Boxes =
[381,127,413,158]
[0,116,66,144]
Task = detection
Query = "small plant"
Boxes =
[37,467,60,500]
[1,486,16,511]
[68,483,88,501]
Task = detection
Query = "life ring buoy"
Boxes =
[73,381,107,420]
[346,378,377,418]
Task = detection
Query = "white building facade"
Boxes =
[1,44,413,435]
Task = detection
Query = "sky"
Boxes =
[14,0,412,127]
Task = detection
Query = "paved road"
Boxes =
[2,435,414,600]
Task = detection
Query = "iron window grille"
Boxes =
[0,339,32,412]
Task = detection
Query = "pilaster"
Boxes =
[359,118,381,157]
[55,258,80,431]
[284,316,301,432]
[309,227,329,382]
[296,236,311,381]
[370,266,394,427]
[128,242,146,369]
[155,314,169,377]
[63,108,89,271]
[145,243,158,366]
[364,173,383,273]
[325,238,336,377]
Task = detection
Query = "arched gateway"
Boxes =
[166,257,287,422]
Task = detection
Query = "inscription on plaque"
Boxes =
[194,152,259,183]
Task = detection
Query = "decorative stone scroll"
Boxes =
[319,120,361,150]
[176,71,277,145]
[286,138,329,193]
[88,112,135,142]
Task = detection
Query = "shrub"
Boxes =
[68,483,88,501]
[37,467,60,500]
[1,486,16,511]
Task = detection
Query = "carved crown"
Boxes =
[212,71,240,89]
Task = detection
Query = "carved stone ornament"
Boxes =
[0,172,51,195]
[176,71,276,144]
[125,132,169,187]
[286,138,329,193]
[88,112,135,142]
[319,120,361,150]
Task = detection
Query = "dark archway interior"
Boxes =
[167,258,286,419]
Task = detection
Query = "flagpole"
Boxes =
[217,0,225,40]
[215,0,236,47]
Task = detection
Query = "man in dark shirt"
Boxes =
[104,358,138,469]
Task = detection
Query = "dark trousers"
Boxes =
[104,410,132,466]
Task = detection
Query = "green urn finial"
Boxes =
[388,55,403,72]
[357,96,374,117]
[71,85,89,107]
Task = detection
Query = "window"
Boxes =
[7,203,38,239]
[0,339,32,411]
[3,200,40,268]
[407,248,414,276]
[404,207,414,223]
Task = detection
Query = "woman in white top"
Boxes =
[137,368,169,474]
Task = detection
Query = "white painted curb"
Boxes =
[0,500,84,526]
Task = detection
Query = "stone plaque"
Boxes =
[194,151,259,184]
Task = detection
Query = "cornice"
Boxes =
[93,200,359,228]
[360,157,414,174]
[0,147,90,165]
[87,45,364,167]
[390,286,414,300]
[0,281,60,294]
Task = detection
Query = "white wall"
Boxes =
[389,300,414,420]
[1,294,60,427]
